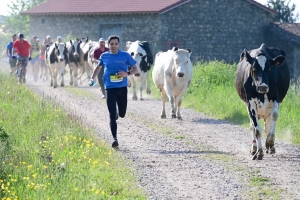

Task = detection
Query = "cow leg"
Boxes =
[161,89,167,119]
[131,76,137,100]
[164,83,176,118]
[53,66,58,88]
[175,96,183,120]
[60,64,65,87]
[247,102,264,160]
[73,67,79,87]
[146,72,151,95]
[128,78,131,87]
[69,65,73,86]
[139,75,146,101]
[265,102,279,154]
[48,66,53,87]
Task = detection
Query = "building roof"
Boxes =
[23,0,191,15]
[23,0,277,15]
[268,22,300,46]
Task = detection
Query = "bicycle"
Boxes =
[13,56,30,84]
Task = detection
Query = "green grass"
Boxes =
[149,60,300,145]
[0,73,145,200]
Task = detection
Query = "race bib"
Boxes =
[110,73,123,82]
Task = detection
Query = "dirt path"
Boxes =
[27,78,300,200]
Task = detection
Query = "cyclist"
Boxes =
[89,35,138,149]
[12,33,32,84]
[6,34,17,76]
[29,36,40,81]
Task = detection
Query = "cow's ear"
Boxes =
[131,52,134,56]
[242,50,254,65]
[55,43,58,49]
[172,46,178,51]
[70,40,72,45]
[272,55,286,66]
[186,49,192,57]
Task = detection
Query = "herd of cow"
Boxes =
[44,39,290,160]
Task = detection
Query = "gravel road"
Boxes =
[27,78,300,200]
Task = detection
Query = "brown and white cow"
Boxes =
[152,47,192,120]
[45,43,68,88]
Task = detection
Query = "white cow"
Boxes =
[45,43,68,88]
[127,40,153,100]
[152,47,192,120]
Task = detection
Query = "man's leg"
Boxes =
[116,87,128,118]
[106,88,118,139]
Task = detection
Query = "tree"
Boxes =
[2,0,30,35]
[266,0,299,23]
[1,0,47,36]
[28,0,47,8]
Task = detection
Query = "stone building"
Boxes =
[23,0,278,62]
[265,22,300,79]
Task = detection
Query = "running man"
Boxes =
[29,36,40,81]
[89,35,138,149]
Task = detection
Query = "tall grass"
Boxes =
[149,60,300,145]
[0,73,145,199]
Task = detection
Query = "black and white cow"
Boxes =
[77,37,92,82]
[127,40,153,100]
[235,43,290,160]
[45,43,68,88]
[66,38,82,86]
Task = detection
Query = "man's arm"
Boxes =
[118,65,138,77]
[91,65,102,80]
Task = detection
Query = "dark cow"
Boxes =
[235,43,290,160]
[45,43,68,88]
[127,40,154,100]
[66,38,82,86]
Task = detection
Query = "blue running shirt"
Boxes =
[99,50,136,89]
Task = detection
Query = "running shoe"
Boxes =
[112,139,119,149]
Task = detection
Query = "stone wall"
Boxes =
[29,0,274,63]
[29,14,161,53]
[159,0,273,62]
[264,25,300,79]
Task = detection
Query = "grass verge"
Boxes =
[0,73,145,200]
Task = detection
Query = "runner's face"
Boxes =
[12,36,17,41]
[19,37,24,42]
[109,39,119,53]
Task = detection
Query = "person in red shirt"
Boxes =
[92,38,109,98]
[12,33,32,83]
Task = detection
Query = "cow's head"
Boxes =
[241,48,285,93]
[55,43,67,62]
[128,41,148,74]
[70,38,81,58]
[80,36,89,43]
[172,47,192,78]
